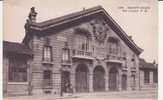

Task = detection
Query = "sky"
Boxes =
[3,0,158,63]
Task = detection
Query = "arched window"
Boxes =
[74,28,91,51]
[107,37,120,55]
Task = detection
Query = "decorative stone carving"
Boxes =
[28,7,37,23]
[90,19,109,44]
[74,27,91,39]
[24,7,37,34]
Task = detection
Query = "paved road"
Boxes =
[4,90,157,100]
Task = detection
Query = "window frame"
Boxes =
[42,45,53,62]
[62,48,70,62]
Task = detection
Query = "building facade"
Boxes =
[3,6,157,96]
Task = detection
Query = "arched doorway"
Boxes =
[122,74,127,90]
[93,66,105,92]
[109,67,118,91]
[76,64,89,92]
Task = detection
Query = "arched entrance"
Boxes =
[75,64,89,92]
[109,67,118,91]
[93,66,105,92]
[122,74,127,90]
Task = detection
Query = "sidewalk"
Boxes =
[3,90,157,100]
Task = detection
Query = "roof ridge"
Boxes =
[34,5,103,27]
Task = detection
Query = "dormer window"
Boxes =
[43,46,52,62]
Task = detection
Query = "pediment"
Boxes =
[24,6,143,55]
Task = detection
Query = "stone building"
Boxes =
[3,6,157,96]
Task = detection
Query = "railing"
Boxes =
[72,49,92,57]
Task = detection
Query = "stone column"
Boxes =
[118,71,122,91]
[105,73,109,91]
[89,72,93,92]
[127,72,132,91]
[27,60,32,95]
[150,71,153,84]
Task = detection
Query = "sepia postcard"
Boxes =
[3,0,158,100]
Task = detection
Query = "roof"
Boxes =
[139,58,157,70]
[23,5,143,55]
[3,41,33,56]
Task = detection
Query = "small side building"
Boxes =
[139,58,158,90]
[3,41,33,96]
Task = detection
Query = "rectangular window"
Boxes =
[9,58,27,82]
[144,71,150,83]
[43,46,52,62]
